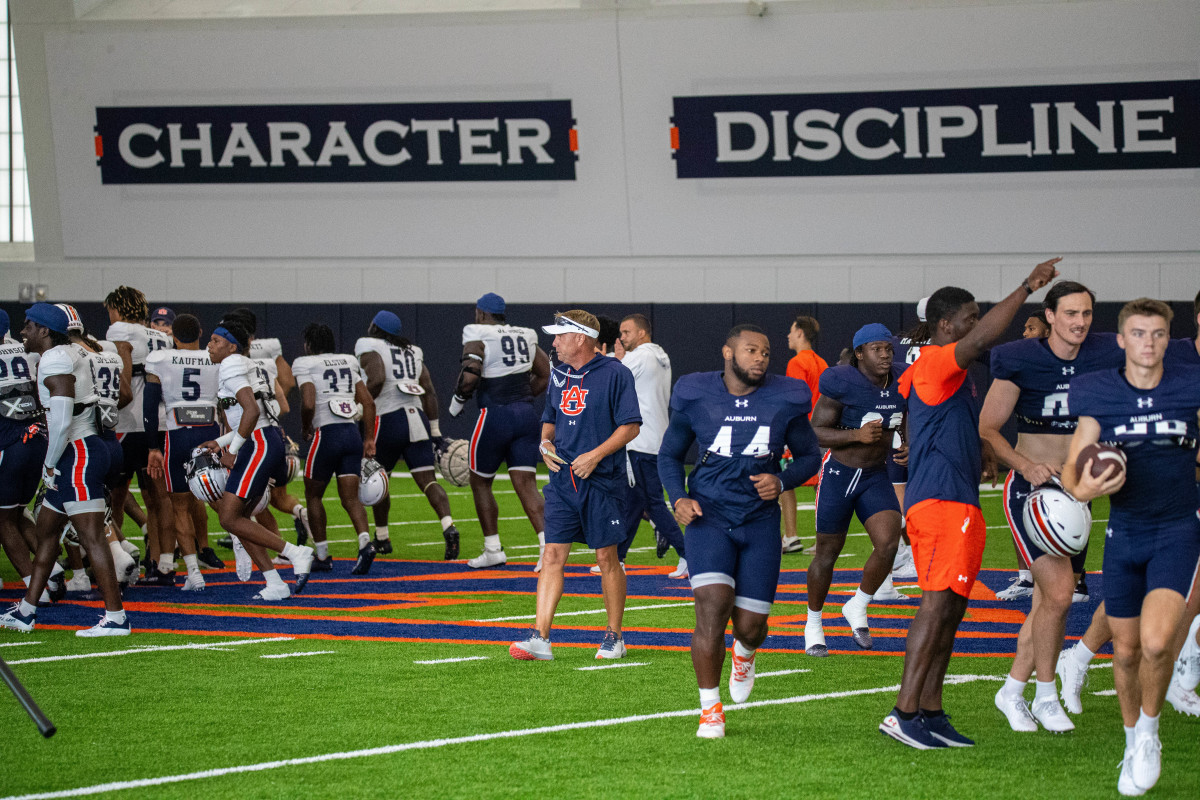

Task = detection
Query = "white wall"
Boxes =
[5,0,1198,304]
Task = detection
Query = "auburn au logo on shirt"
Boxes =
[559,386,588,416]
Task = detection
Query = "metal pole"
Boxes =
[0,655,56,738]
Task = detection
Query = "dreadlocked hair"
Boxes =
[303,323,337,356]
[103,286,148,323]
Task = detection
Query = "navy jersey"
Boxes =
[1069,365,1200,525]
[1166,337,1200,367]
[891,335,927,381]
[990,333,1123,435]
[818,364,905,431]
[541,353,641,494]
[659,372,821,529]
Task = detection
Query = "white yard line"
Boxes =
[6,638,294,666]
[576,662,650,671]
[0,641,43,648]
[1091,689,1118,696]
[475,601,694,623]
[0,673,1002,800]
[260,651,335,660]
[413,656,491,665]
[756,669,812,678]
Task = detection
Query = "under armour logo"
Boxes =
[961,517,970,533]
[1013,492,1026,499]
[1105,527,1113,538]
[958,574,968,583]
[610,520,620,525]
[1137,397,1153,408]
[1062,366,1075,375]
[880,391,889,397]
[735,398,749,408]
[829,468,840,475]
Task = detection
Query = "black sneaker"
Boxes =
[293,508,311,547]
[312,555,334,572]
[923,712,974,747]
[373,538,393,555]
[217,535,234,549]
[197,547,225,570]
[443,526,460,560]
[350,542,377,575]
[136,567,177,587]
[47,576,67,604]
[655,528,669,559]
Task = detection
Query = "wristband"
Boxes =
[448,395,465,417]
[216,431,247,454]
[1020,278,1033,294]
[429,419,442,438]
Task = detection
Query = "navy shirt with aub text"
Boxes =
[818,364,905,432]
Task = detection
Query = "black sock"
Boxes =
[921,708,945,719]
[894,707,917,721]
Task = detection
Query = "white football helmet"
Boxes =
[250,479,275,515]
[285,454,304,485]
[436,439,470,487]
[185,447,228,504]
[1023,486,1092,557]
[359,458,388,506]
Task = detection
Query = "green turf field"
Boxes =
[1,474,1197,800]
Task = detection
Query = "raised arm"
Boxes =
[954,257,1060,369]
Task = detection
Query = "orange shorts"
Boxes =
[905,499,986,597]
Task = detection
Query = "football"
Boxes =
[1075,442,1126,482]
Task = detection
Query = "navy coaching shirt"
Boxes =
[541,353,641,496]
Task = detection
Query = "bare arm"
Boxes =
[540,422,560,471]
[954,257,1061,369]
[810,394,881,448]
[355,380,376,459]
[418,365,439,423]
[300,383,316,441]
[359,351,385,399]
[275,355,296,399]
[977,378,1061,486]
[1062,416,1124,501]
[114,341,134,405]
[530,346,551,397]
[571,422,640,480]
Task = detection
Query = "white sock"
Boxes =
[699,686,720,709]
[105,609,126,624]
[896,539,910,557]
[878,574,897,593]
[1035,679,1057,700]
[537,532,545,547]
[158,553,175,573]
[183,554,200,577]
[109,540,127,564]
[1124,725,1136,750]
[1135,710,1159,738]
[1003,675,1027,697]
[1071,641,1096,667]
[805,608,825,645]
[18,598,37,616]
[316,541,329,559]
[281,541,306,561]
[292,503,304,518]
[49,562,64,580]
[140,524,148,536]
[483,534,502,551]
[119,539,139,555]
[851,587,873,606]
[733,639,755,659]
[358,532,371,548]
[1018,569,1032,583]
[22,575,31,587]
[263,569,285,588]
[375,525,389,541]
[440,516,453,531]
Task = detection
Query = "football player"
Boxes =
[806,324,907,655]
[509,310,639,661]
[980,281,1123,733]
[780,316,826,555]
[879,258,1059,750]
[355,310,458,559]
[1,304,129,636]
[294,323,377,573]
[658,324,820,738]
[448,294,549,569]
[885,301,931,588]
[199,319,314,600]
[1063,298,1200,795]
[145,313,223,591]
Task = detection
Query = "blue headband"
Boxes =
[372,310,402,336]
[25,303,70,335]
[213,326,241,346]
[852,323,893,350]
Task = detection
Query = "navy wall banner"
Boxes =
[95,100,578,184]
[671,80,1200,179]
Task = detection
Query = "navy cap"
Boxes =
[852,323,893,350]
[151,306,176,324]
[0,309,8,339]
[25,303,70,335]
[372,310,402,336]
[476,292,506,314]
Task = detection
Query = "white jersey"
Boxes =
[217,354,276,433]
[353,337,424,416]
[106,321,172,433]
[38,343,98,442]
[462,324,537,378]
[250,338,283,387]
[293,353,364,429]
[0,341,39,423]
[621,342,671,454]
[88,341,124,431]
[146,349,221,431]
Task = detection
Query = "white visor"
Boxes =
[916,296,931,323]
[542,315,599,338]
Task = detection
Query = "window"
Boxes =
[0,3,31,242]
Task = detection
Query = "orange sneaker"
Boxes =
[697,703,725,739]
[729,646,756,703]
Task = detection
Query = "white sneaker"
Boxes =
[75,615,131,637]
[729,646,756,703]
[1165,673,1200,717]
[65,573,91,593]
[119,539,139,557]
[467,547,506,569]
[509,630,553,661]
[254,583,291,601]
[1118,752,1145,797]
[589,562,625,575]
[668,557,688,579]
[842,597,872,650]
[112,547,138,585]
[287,545,314,581]
[1056,648,1090,715]
[181,574,205,592]
[1129,732,1162,792]
[994,688,1038,732]
[804,618,827,657]
[1031,696,1074,732]
[697,703,725,739]
[271,556,290,565]
[874,582,907,601]
[1177,614,1200,691]
[595,630,626,659]
[231,536,253,582]
[891,561,918,580]
[781,536,805,554]
[996,576,1035,601]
